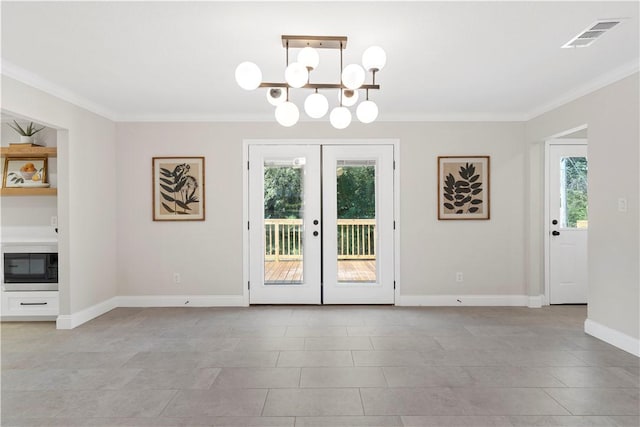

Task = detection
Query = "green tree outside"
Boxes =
[563,157,588,227]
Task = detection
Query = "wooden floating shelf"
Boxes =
[0,146,57,158]
[0,187,57,196]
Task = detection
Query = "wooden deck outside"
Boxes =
[265,260,376,283]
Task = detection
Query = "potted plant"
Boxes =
[7,120,45,144]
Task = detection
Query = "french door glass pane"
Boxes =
[560,156,588,229]
[264,159,304,284]
[336,160,377,283]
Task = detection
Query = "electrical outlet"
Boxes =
[618,197,628,212]
[50,216,58,227]
[456,272,464,282]
[173,273,181,284]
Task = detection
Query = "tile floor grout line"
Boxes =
[155,389,180,418]
[260,388,270,417]
[358,387,366,416]
[380,365,390,387]
[540,387,576,416]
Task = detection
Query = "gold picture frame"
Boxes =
[152,157,205,221]
[438,156,490,220]
[2,157,48,188]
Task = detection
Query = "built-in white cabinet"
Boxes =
[1,232,59,320]
[1,291,59,317]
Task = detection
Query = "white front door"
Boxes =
[548,142,588,304]
[248,143,395,304]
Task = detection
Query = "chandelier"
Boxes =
[235,35,386,129]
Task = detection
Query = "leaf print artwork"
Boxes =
[443,163,483,214]
[438,156,490,220]
[159,163,200,214]
[153,157,205,221]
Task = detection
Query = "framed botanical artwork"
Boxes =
[2,157,48,188]
[438,156,490,220]
[152,157,205,221]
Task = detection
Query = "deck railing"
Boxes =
[264,218,376,261]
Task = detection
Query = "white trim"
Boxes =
[547,124,588,140]
[527,295,543,308]
[242,141,250,307]
[117,295,245,307]
[2,60,118,121]
[585,319,640,357]
[56,296,118,330]
[380,112,528,122]
[528,61,639,120]
[396,294,530,307]
[3,316,57,322]
[393,142,401,305]
[244,139,399,146]
[99,112,530,123]
[544,141,551,305]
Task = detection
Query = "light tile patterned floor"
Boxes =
[1,305,638,426]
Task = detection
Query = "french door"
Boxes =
[248,144,395,304]
[548,142,588,304]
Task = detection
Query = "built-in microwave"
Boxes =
[2,249,58,291]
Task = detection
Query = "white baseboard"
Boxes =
[584,319,640,357]
[55,294,246,329]
[56,296,118,330]
[528,295,543,308]
[117,295,246,307]
[397,294,529,306]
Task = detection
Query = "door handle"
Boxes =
[552,231,560,236]
[313,231,319,236]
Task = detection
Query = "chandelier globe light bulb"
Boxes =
[235,62,262,90]
[285,62,309,88]
[362,46,387,72]
[341,64,365,90]
[356,100,379,123]
[330,106,352,129]
[266,88,286,106]
[340,89,359,107]
[275,101,300,127]
[298,47,320,70]
[304,93,329,118]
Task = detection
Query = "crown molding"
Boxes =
[527,60,639,121]
[3,58,637,124]
[1,59,119,122]
[116,112,529,123]
[379,112,528,122]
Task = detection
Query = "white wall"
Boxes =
[1,76,118,316]
[116,121,527,299]
[526,73,640,342]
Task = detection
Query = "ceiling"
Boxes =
[1,1,638,122]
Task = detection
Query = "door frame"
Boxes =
[544,134,587,305]
[242,139,400,306]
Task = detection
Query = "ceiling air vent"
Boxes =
[562,19,623,48]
